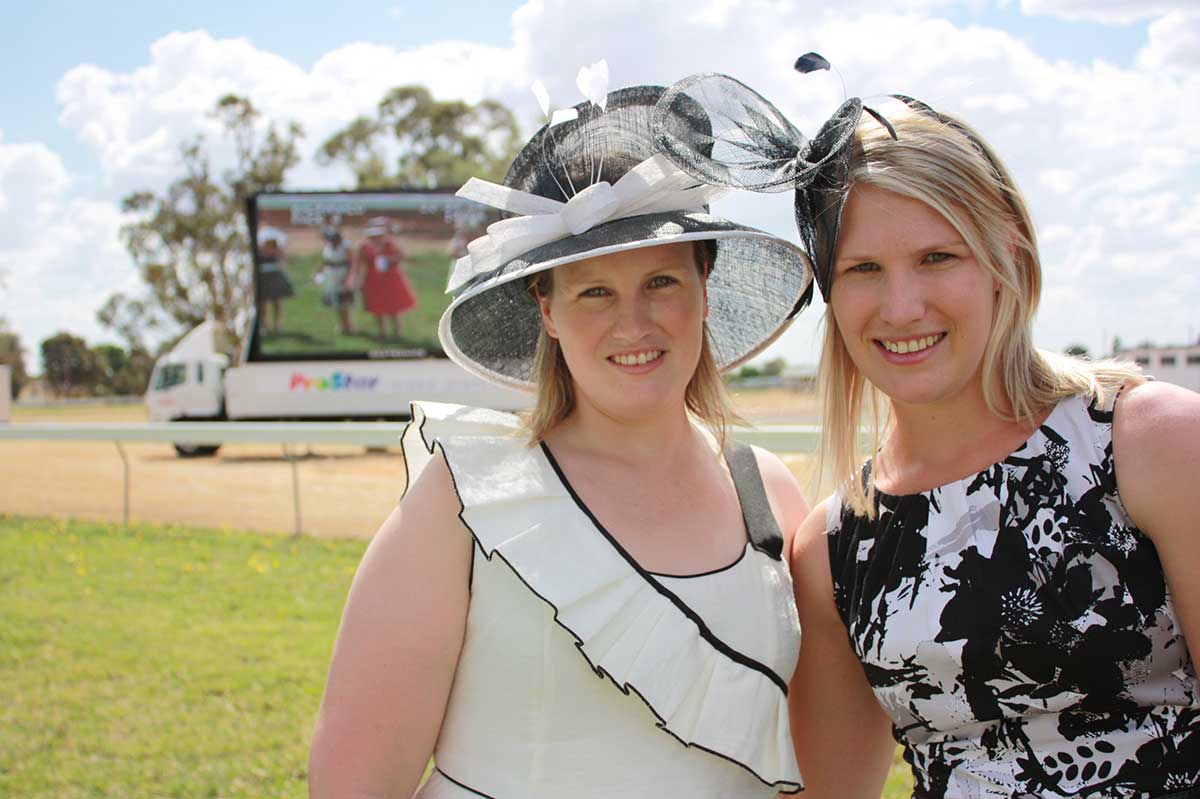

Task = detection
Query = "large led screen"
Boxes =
[246,190,493,361]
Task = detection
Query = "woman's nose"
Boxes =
[611,294,654,340]
[878,272,927,327]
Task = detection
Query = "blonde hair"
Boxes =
[522,240,743,445]
[819,104,1144,516]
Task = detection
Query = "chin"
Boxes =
[875,373,972,409]
[590,382,688,421]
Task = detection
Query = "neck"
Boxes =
[880,373,1026,479]
[547,394,710,466]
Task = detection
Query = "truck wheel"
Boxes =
[174,443,221,458]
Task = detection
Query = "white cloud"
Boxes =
[56,30,526,197]
[26,0,1200,366]
[1018,0,1189,25]
[58,32,318,195]
[0,136,133,354]
[1138,9,1200,71]
[0,133,72,249]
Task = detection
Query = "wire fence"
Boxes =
[0,420,821,535]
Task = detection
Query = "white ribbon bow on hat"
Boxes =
[446,153,726,293]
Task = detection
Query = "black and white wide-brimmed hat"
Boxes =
[438,84,814,392]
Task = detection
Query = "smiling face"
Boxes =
[536,242,707,422]
[829,184,999,411]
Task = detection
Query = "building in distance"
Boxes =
[1115,342,1200,392]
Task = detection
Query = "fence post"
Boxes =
[0,366,10,423]
[282,443,302,536]
[115,441,131,526]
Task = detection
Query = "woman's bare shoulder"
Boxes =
[750,445,811,537]
[1113,381,1200,537]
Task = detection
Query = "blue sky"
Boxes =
[1,1,1149,183]
[3,1,518,178]
[2,0,1198,369]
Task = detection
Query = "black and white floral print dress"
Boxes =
[827,394,1200,798]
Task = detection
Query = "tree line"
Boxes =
[100,88,520,361]
[0,320,152,399]
[3,85,520,401]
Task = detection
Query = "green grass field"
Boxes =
[1,515,914,798]
[1,515,364,798]
[258,249,450,357]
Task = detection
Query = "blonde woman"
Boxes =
[309,84,815,798]
[658,73,1200,798]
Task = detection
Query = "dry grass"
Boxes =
[729,386,823,424]
[1,389,825,538]
[11,402,149,423]
[0,438,405,539]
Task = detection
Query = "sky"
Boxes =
[2,0,1199,374]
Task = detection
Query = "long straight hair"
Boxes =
[819,105,1144,516]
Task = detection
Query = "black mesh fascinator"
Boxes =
[439,84,815,391]
[653,55,886,302]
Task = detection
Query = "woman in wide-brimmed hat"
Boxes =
[309,81,816,798]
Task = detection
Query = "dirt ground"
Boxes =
[0,389,822,539]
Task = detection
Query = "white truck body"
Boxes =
[222,358,526,419]
[146,320,527,428]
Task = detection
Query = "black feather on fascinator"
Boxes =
[653,53,893,302]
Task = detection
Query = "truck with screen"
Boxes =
[145,189,526,455]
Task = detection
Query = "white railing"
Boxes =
[0,421,821,534]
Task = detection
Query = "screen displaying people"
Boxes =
[248,191,492,360]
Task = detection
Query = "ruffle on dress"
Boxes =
[401,402,803,792]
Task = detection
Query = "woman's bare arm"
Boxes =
[1113,381,1200,659]
[788,499,895,799]
[308,454,473,798]
[752,446,811,555]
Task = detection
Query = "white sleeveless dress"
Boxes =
[402,403,803,798]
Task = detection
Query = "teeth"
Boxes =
[612,350,662,366]
[882,334,942,354]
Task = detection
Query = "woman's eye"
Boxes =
[647,275,678,288]
[924,251,955,265]
[579,286,610,298]
[846,262,879,274]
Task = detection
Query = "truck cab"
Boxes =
[145,354,229,423]
[144,321,231,456]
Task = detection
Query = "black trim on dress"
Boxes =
[539,441,790,694]
[406,403,478,594]
[648,541,750,579]
[404,412,803,793]
[434,766,499,798]
[448,539,803,793]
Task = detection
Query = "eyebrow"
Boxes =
[922,240,969,251]
[557,269,605,289]
[836,240,968,263]
[561,262,690,286]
